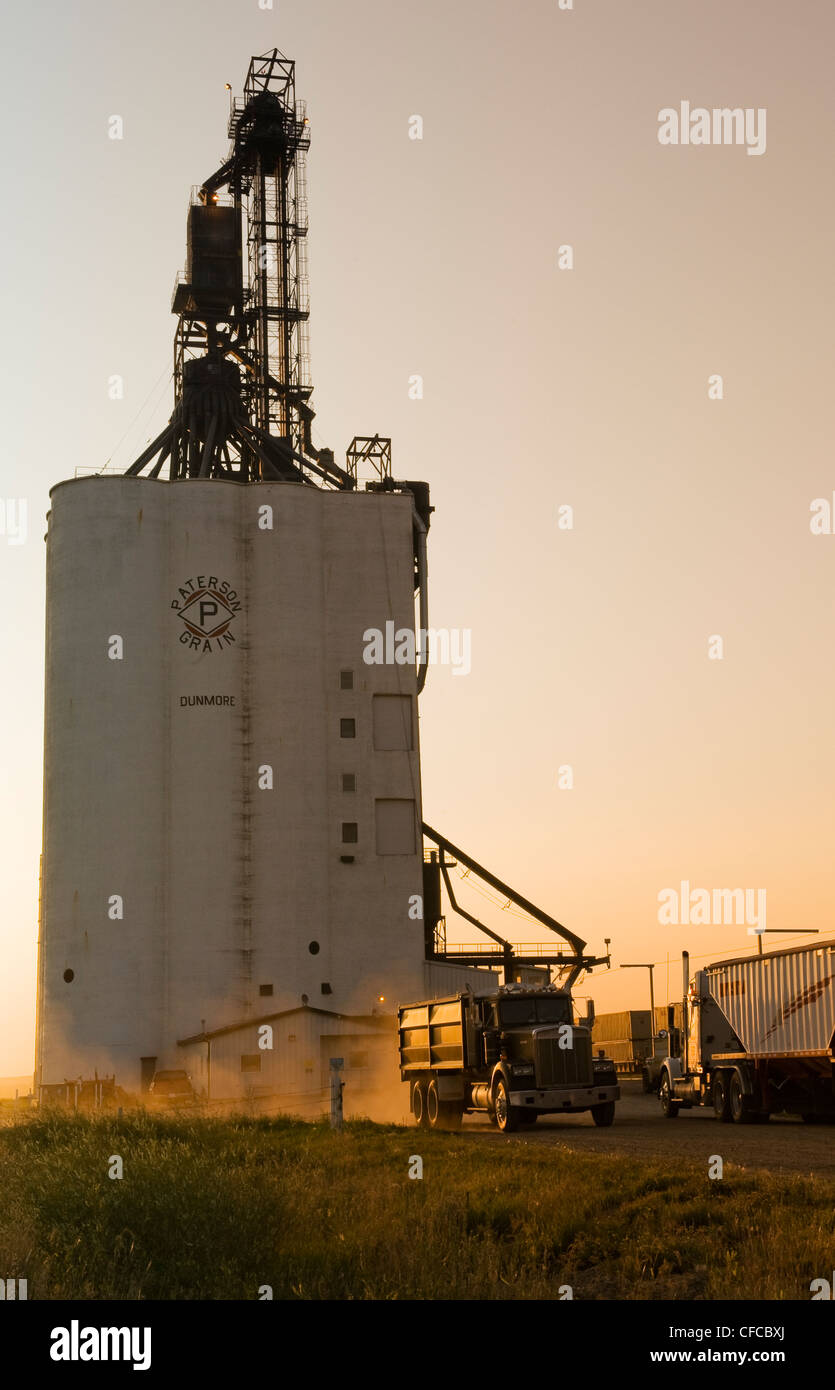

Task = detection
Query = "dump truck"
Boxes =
[398,984,620,1132]
[659,941,835,1123]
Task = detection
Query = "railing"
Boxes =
[441,943,575,958]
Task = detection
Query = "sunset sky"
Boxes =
[2,0,834,1073]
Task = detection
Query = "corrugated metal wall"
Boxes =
[423,961,500,997]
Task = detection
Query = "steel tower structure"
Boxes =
[127,49,351,488]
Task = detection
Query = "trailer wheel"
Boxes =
[426,1079,442,1129]
[712,1072,732,1123]
[591,1102,615,1127]
[729,1072,755,1125]
[412,1080,430,1129]
[493,1077,519,1133]
[659,1072,680,1119]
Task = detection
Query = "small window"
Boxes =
[63,969,75,983]
[259,984,273,996]
[308,940,320,955]
[342,822,358,843]
[342,773,356,792]
[340,718,356,738]
[340,670,354,690]
[321,982,332,995]
[241,1055,261,1072]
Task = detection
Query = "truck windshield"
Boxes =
[499,998,571,1026]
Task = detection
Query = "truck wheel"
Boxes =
[412,1080,430,1129]
[426,1080,443,1129]
[659,1072,680,1119]
[519,1110,537,1125]
[493,1077,519,1133]
[712,1072,732,1123]
[641,1066,653,1094]
[729,1072,755,1125]
[591,1101,615,1127]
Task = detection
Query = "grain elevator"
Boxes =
[35,50,607,1108]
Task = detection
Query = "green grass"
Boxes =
[0,1112,831,1299]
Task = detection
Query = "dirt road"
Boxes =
[462,1082,835,1176]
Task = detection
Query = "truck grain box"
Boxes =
[655,1003,684,1033]
[398,984,620,1132]
[659,940,835,1123]
[592,1010,652,1044]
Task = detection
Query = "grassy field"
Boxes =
[0,1111,831,1300]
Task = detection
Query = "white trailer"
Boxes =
[659,940,835,1123]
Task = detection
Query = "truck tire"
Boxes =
[660,1072,680,1119]
[493,1077,519,1133]
[641,1066,654,1094]
[591,1101,615,1127]
[412,1080,430,1129]
[518,1110,537,1125]
[426,1081,464,1131]
[712,1072,732,1123]
[729,1071,756,1125]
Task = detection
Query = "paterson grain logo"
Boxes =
[171,575,241,652]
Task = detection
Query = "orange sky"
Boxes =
[2,0,834,1072]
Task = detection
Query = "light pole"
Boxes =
[622,963,656,1048]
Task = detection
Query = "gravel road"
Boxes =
[461,1081,835,1176]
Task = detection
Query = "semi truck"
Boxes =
[659,940,835,1123]
[398,983,620,1132]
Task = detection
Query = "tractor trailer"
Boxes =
[659,940,835,1123]
[398,984,620,1132]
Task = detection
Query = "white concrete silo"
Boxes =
[35,475,427,1096]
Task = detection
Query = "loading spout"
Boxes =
[422,824,587,958]
[439,857,512,952]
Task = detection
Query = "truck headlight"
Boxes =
[511,1063,534,1076]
